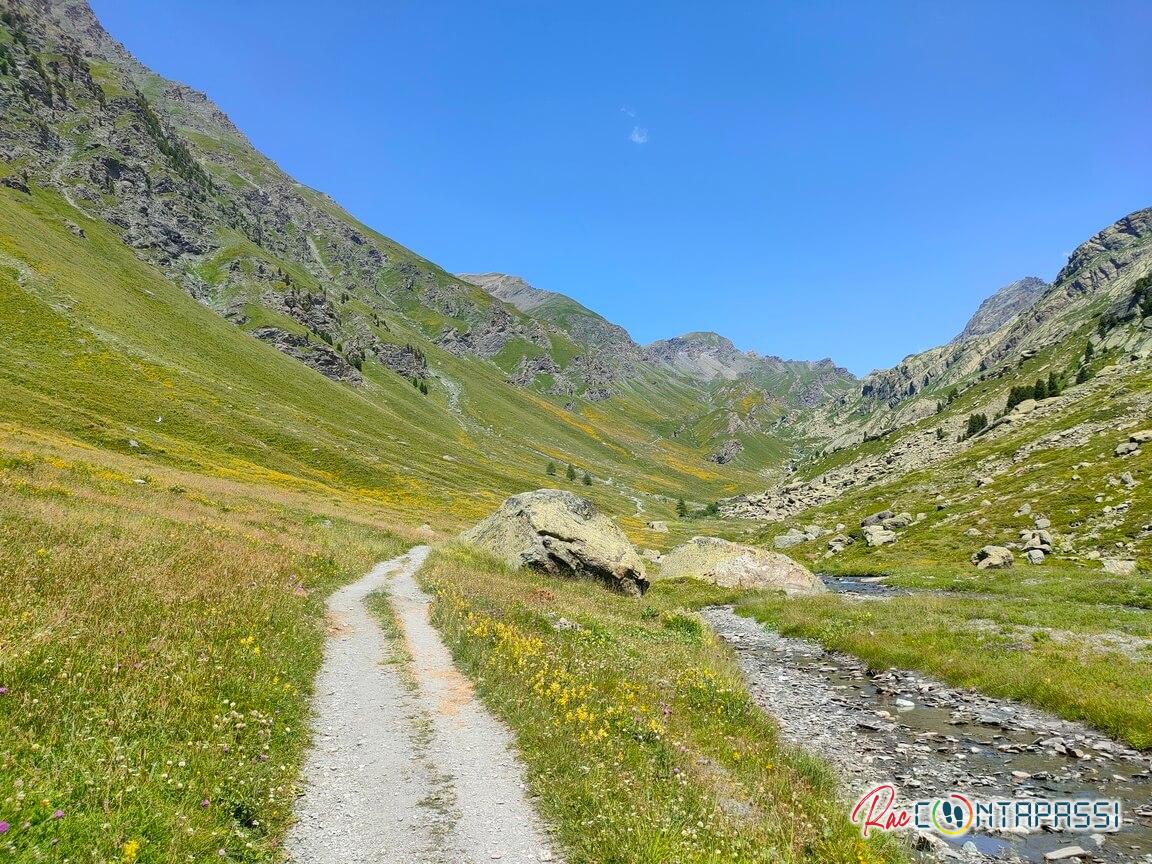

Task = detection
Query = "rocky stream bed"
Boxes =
[702,608,1152,863]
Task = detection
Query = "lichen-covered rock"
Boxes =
[773,528,807,549]
[863,525,898,547]
[460,490,648,596]
[659,536,825,595]
[971,545,1014,569]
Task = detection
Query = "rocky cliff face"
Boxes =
[0,0,547,385]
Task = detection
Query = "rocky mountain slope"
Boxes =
[723,208,1152,575]
[953,275,1048,342]
[2,0,1149,572]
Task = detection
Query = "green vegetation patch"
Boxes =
[417,544,906,864]
[0,441,405,861]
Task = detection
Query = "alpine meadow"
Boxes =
[1,2,1150,863]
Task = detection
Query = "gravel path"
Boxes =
[288,546,558,864]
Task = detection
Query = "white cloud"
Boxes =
[620,105,636,118]
[629,125,649,144]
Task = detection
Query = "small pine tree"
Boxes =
[1084,342,1095,362]
[676,498,688,518]
[936,427,945,441]
[1076,365,1092,384]
[582,471,592,486]
[964,413,988,439]
[419,381,429,395]
[1046,371,1061,397]
[1032,378,1048,401]
[566,463,576,481]
[546,461,557,476]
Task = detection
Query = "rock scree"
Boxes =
[460,489,648,596]
[659,536,826,595]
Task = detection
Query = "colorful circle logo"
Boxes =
[930,794,974,836]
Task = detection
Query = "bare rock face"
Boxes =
[659,536,826,595]
[460,490,648,596]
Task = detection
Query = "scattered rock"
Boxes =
[1021,529,1054,553]
[645,520,669,533]
[460,489,648,596]
[826,533,854,555]
[773,528,808,549]
[861,509,893,527]
[660,536,826,595]
[1115,441,1140,457]
[1101,559,1137,576]
[971,545,1014,569]
[881,512,913,530]
[862,525,898,547]
[1025,549,1046,565]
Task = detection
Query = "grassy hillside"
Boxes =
[0,182,778,534]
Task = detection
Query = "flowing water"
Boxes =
[704,607,1152,863]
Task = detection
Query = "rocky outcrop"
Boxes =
[460,490,648,596]
[250,328,362,383]
[954,277,1048,342]
[971,546,1014,569]
[659,536,825,595]
[709,438,743,465]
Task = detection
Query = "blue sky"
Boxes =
[93,1,1152,374]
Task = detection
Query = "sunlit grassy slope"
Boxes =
[0,182,771,535]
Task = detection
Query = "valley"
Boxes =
[0,1,1149,862]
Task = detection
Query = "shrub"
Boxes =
[964,413,988,439]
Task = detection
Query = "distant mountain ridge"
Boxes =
[3,0,1149,505]
[462,274,857,404]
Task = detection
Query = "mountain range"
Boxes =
[2,0,1150,561]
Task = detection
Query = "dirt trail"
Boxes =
[288,546,558,863]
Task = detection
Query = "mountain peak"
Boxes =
[953,276,1048,343]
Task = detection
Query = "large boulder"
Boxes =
[971,545,1014,569]
[861,509,894,527]
[460,489,648,595]
[659,536,826,595]
[862,525,898,547]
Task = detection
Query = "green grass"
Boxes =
[0,433,410,862]
[0,182,780,537]
[416,544,907,864]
